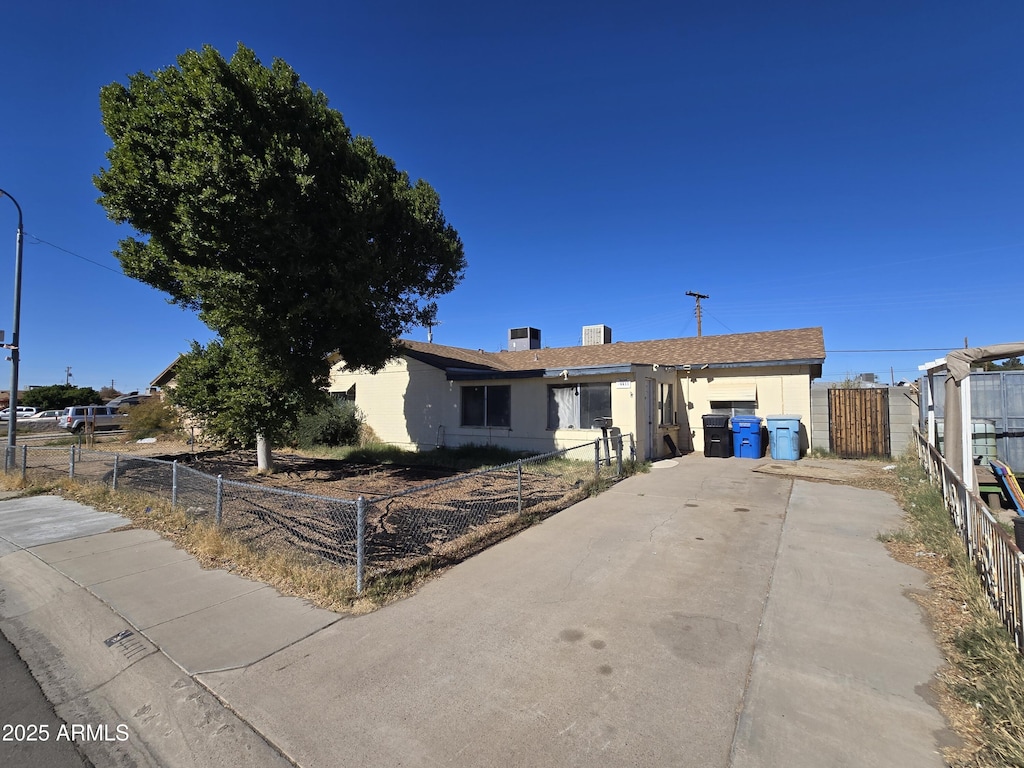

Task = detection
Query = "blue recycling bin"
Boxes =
[731,415,763,459]
[767,415,802,460]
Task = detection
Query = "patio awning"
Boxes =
[708,382,757,401]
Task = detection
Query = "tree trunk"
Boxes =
[256,433,274,473]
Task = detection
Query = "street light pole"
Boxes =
[0,188,24,455]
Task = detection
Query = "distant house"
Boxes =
[330,326,825,460]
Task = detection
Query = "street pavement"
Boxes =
[0,456,954,767]
[0,626,90,768]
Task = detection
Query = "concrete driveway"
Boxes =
[0,456,952,767]
[199,456,951,768]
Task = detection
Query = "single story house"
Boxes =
[330,326,825,460]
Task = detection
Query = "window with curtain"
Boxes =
[547,383,612,429]
[461,385,511,427]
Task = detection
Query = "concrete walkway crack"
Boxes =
[726,477,793,768]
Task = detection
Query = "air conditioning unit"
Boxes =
[509,327,541,351]
[582,324,612,346]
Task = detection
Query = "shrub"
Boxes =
[126,397,182,439]
[294,401,363,448]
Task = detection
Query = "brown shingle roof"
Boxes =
[401,327,825,372]
[400,341,500,371]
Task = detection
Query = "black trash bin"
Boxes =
[702,414,732,458]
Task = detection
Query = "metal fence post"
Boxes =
[517,459,523,514]
[21,444,27,481]
[3,445,9,474]
[629,433,636,462]
[215,474,223,526]
[69,445,75,479]
[112,454,119,490]
[171,460,178,507]
[356,496,366,595]
[615,433,623,476]
[594,440,601,479]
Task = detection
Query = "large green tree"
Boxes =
[95,44,465,468]
[21,385,103,411]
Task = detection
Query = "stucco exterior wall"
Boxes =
[331,361,655,454]
[679,365,814,454]
[330,356,450,448]
[332,357,810,460]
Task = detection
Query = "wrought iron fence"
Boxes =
[3,433,635,594]
[915,428,1024,653]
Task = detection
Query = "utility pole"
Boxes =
[65,366,73,386]
[0,188,24,454]
[686,291,709,337]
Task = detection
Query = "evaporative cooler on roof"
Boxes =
[582,325,612,346]
[508,327,541,351]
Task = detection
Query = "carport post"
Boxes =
[215,475,223,526]
[68,445,75,478]
[356,496,366,595]
[112,454,119,490]
[171,460,178,507]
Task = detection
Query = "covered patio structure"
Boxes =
[919,342,1024,492]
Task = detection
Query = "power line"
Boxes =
[826,347,953,353]
[25,234,124,275]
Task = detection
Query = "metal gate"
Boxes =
[828,388,891,458]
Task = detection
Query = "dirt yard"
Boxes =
[184,449,466,500]
[96,445,586,572]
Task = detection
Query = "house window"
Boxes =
[461,385,511,428]
[710,400,757,416]
[659,383,675,426]
[547,383,612,429]
[331,384,356,404]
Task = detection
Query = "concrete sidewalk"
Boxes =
[0,456,953,767]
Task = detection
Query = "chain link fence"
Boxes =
[3,432,635,593]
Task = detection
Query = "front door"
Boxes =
[646,378,658,459]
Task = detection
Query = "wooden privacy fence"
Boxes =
[829,387,891,458]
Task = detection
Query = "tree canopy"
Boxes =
[21,385,103,411]
[95,44,465,456]
[983,357,1024,371]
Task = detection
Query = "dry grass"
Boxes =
[879,453,1024,768]
[1,473,377,615]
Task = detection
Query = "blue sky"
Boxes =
[0,1,1021,394]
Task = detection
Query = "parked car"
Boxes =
[26,409,62,421]
[0,406,37,420]
[57,405,128,433]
